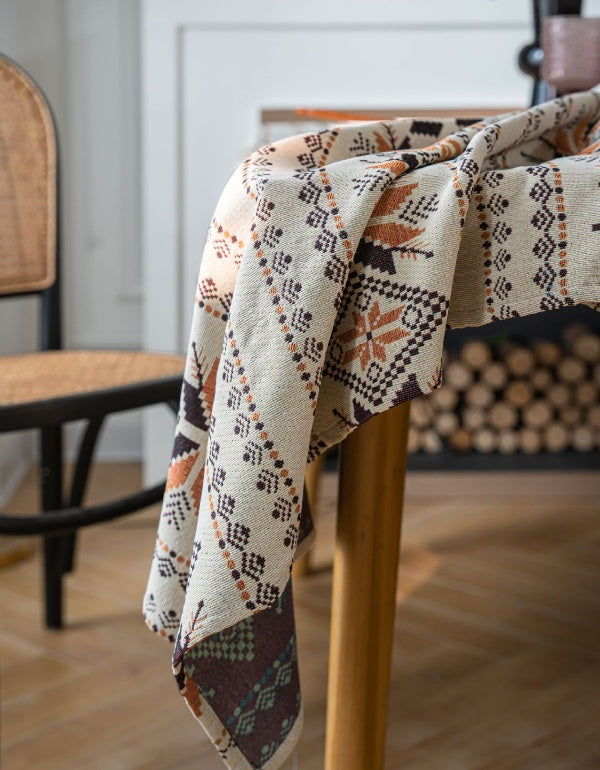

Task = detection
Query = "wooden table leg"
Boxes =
[293,452,326,577]
[325,402,411,770]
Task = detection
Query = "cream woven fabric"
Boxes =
[145,91,600,769]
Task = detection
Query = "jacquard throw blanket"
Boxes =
[145,91,600,769]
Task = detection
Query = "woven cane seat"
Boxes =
[0,350,184,430]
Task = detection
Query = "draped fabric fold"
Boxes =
[144,91,600,769]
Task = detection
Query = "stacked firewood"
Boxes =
[408,325,600,455]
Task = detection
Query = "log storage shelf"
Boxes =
[407,308,600,471]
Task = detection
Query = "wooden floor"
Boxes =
[1,464,599,769]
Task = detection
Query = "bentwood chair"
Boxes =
[0,54,184,628]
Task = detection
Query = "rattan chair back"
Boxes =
[0,54,56,296]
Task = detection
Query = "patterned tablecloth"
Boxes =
[144,90,600,769]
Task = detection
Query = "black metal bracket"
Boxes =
[518,0,583,105]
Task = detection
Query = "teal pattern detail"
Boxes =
[188,616,255,662]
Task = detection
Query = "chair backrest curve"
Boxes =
[0,54,57,297]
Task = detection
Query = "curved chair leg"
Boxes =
[61,416,105,574]
[35,401,177,629]
[40,425,64,629]
[325,402,410,770]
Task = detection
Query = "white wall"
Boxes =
[61,0,142,349]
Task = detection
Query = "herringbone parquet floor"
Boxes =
[1,464,599,769]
